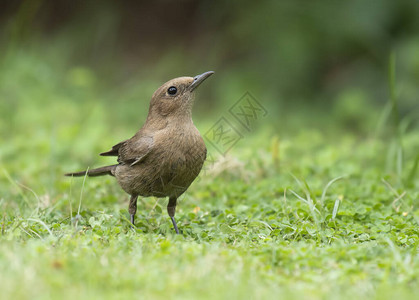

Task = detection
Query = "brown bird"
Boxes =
[66,71,214,234]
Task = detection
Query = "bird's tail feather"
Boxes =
[65,164,118,177]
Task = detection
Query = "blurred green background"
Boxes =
[1,0,419,181]
[2,0,419,119]
[1,0,419,210]
[0,0,418,208]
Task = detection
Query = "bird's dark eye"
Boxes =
[167,86,177,95]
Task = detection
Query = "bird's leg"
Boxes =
[129,195,138,226]
[167,196,179,234]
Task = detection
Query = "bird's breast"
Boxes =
[116,124,207,198]
[160,125,206,171]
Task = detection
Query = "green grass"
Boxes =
[1,50,419,300]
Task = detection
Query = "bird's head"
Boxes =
[147,71,214,122]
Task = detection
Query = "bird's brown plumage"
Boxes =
[66,71,214,233]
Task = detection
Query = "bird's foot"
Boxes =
[130,214,135,228]
[170,216,179,234]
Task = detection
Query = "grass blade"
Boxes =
[332,198,341,220]
[320,175,346,206]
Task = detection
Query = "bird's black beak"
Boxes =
[189,71,214,91]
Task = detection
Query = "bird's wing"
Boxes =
[100,140,127,156]
[117,135,154,166]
